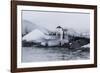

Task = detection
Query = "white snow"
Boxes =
[81,44,90,48]
[23,29,46,42]
[47,40,60,46]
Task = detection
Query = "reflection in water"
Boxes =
[22,47,89,62]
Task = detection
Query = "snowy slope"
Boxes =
[23,29,46,42]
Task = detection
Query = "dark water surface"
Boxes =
[22,47,89,62]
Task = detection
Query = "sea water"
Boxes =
[22,47,89,62]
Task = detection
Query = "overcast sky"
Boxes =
[22,10,90,33]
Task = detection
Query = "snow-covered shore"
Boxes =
[81,44,90,48]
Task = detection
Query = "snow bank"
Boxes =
[81,44,90,48]
[23,29,46,42]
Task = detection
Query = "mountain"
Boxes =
[22,20,37,36]
[65,28,90,39]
